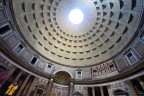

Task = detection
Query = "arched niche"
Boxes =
[53,69,74,79]
[53,71,71,84]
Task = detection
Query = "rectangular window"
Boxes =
[47,65,51,68]
[45,64,52,73]
[77,71,81,74]
[30,57,37,65]
[0,25,11,35]
[14,44,24,53]
[77,71,82,79]
[127,52,137,64]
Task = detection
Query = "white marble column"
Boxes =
[69,82,74,96]
[100,86,104,96]
[92,87,95,96]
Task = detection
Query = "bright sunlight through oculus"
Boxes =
[69,9,84,24]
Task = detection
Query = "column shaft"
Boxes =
[138,78,144,90]
[69,82,74,96]
[16,74,31,96]
[26,77,37,96]
[127,81,138,96]
[14,71,23,82]
[46,78,53,96]
[33,87,38,96]
[100,87,104,96]
[92,87,95,96]
[22,76,33,95]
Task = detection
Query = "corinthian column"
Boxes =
[69,82,74,96]
[46,78,53,96]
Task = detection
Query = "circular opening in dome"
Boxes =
[69,9,84,24]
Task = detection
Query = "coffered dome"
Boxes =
[11,0,143,66]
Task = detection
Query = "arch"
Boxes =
[113,89,129,96]
[53,69,74,78]
[73,91,83,96]
[53,71,72,84]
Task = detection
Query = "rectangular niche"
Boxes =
[20,49,32,61]
[125,51,138,65]
[115,56,129,71]
[133,40,144,59]
[4,34,19,47]
[82,68,91,80]
[35,60,47,70]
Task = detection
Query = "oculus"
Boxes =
[69,9,84,24]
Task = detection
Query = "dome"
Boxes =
[11,0,143,67]
[0,0,144,96]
